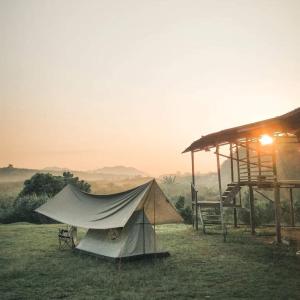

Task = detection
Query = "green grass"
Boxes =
[1,224,300,300]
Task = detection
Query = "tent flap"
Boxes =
[35,179,182,229]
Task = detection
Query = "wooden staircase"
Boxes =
[222,183,241,207]
[197,183,241,235]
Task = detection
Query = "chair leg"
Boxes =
[58,236,74,250]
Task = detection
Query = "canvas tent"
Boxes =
[35,179,182,259]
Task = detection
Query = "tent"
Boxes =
[35,179,182,260]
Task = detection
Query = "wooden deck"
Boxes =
[235,180,300,188]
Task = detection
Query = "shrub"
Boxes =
[175,196,193,224]
[0,198,15,224]
[13,194,49,223]
[0,194,49,224]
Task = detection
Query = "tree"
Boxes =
[19,172,91,198]
[62,171,91,193]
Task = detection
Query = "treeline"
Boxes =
[0,172,90,224]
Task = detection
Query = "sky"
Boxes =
[0,0,299,176]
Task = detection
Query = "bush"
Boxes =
[175,196,193,224]
[0,198,15,224]
[0,194,49,224]
[180,206,193,224]
[13,194,49,223]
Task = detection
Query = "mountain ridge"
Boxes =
[0,165,147,182]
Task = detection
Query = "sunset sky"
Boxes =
[1,0,299,176]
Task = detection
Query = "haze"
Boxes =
[1,0,299,176]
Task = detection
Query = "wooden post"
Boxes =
[190,184,194,229]
[216,145,226,241]
[274,186,281,243]
[246,139,255,235]
[272,140,281,243]
[230,143,238,227]
[143,206,145,254]
[236,143,241,183]
[191,151,195,186]
[191,151,198,230]
[257,141,262,179]
[248,186,255,235]
[236,143,242,206]
[289,188,295,227]
[195,189,199,231]
[154,184,157,259]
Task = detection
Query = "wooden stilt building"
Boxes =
[183,107,300,243]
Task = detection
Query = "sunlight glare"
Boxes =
[259,134,273,145]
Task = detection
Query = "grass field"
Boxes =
[1,224,300,300]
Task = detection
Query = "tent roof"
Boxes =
[35,179,182,229]
[183,107,300,153]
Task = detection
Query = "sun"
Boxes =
[259,134,273,145]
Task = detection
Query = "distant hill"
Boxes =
[0,165,147,183]
[93,166,146,177]
[0,166,40,182]
[42,167,70,172]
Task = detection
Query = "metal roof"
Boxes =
[183,107,300,153]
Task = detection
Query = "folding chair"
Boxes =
[58,226,77,249]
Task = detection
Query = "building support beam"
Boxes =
[191,151,195,186]
[246,139,255,235]
[236,143,242,207]
[216,145,226,241]
[272,141,281,243]
[289,188,295,227]
[248,186,255,235]
[274,185,281,243]
[191,151,198,230]
[195,189,199,231]
[230,143,238,227]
